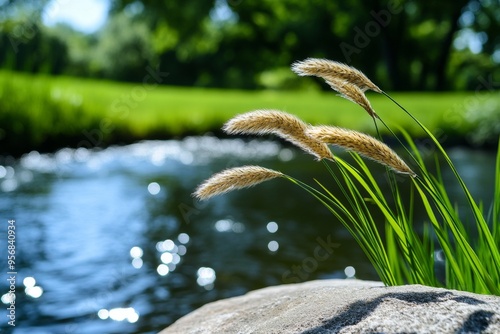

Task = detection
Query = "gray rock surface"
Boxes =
[160,279,500,334]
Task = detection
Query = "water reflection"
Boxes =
[0,137,496,333]
[197,267,217,290]
[157,264,170,276]
[0,165,6,177]
[177,233,190,244]
[214,218,245,233]
[266,221,278,233]
[267,240,279,252]
[130,247,144,269]
[147,182,161,195]
[344,266,356,278]
[23,277,44,299]
[98,307,139,323]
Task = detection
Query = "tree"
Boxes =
[109,0,499,90]
[90,12,157,81]
[2,0,497,90]
[0,18,69,74]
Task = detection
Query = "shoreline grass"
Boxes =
[0,70,498,156]
[194,58,500,295]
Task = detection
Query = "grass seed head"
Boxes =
[223,109,333,160]
[291,58,382,93]
[326,79,378,118]
[193,166,284,200]
[307,125,416,177]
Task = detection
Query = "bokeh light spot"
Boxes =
[132,258,143,269]
[196,267,216,289]
[98,309,109,320]
[178,233,190,244]
[267,240,279,252]
[23,277,36,288]
[26,286,43,298]
[147,182,160,195]
[344,266,356,278]
[266,221,278,233]
[157,264,170,276]
[130,246,143,258]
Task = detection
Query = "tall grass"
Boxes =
[0,72,102,154]
[195,59,500,295]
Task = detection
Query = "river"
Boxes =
[0,136,496,333]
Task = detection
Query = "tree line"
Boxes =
[0,0,498,91]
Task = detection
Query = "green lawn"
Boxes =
[0,70,498,155]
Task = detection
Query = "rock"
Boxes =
[160,279,500,333]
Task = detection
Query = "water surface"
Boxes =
[0,137,496,333]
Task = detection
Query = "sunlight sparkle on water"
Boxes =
[132,258,143,269]
[197,267,216,290]
[23,276,43,298]
[171,253,181,264]
[434,250,445,262]
[26,286,43,298]
[266,221,278,233]
[162,239,175,251]
[278,148,294,161]
[161,252,173,264]
[157,264,170,276]
[98,307,139,323]
[1,293,15,304]
[148,182,161,195]
[23,277,36,288]
[344,266,356,278]
[98,309,109,320]
[177,245,187,256]
[215,219,232,232]
[215,219,245,233]
[130,247,144,268]
[1,179,18,192]
[267,240,279,252]
[130,246,143,258]
[178,233,190,244]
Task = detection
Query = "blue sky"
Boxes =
[42,0,110,33]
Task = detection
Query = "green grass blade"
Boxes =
[493,138,500,244]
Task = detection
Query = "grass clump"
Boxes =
[1,70,498,155]
[195,58,500,295]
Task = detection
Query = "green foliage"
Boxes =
[89,12,157,81]
[0,71,100,154]
[0,18,69,74]
[0,70,499,156]
[109,0,499,90]
[2,1,498,90]
[283,93,500,295]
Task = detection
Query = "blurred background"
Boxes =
[0,0,499,333]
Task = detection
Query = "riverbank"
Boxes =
[1,70,498,156]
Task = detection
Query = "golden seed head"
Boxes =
[326,78,378,118]
[307,125,416,177]
[291,58,382,93]
[193,166,284,200]
[223,110,333,161]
